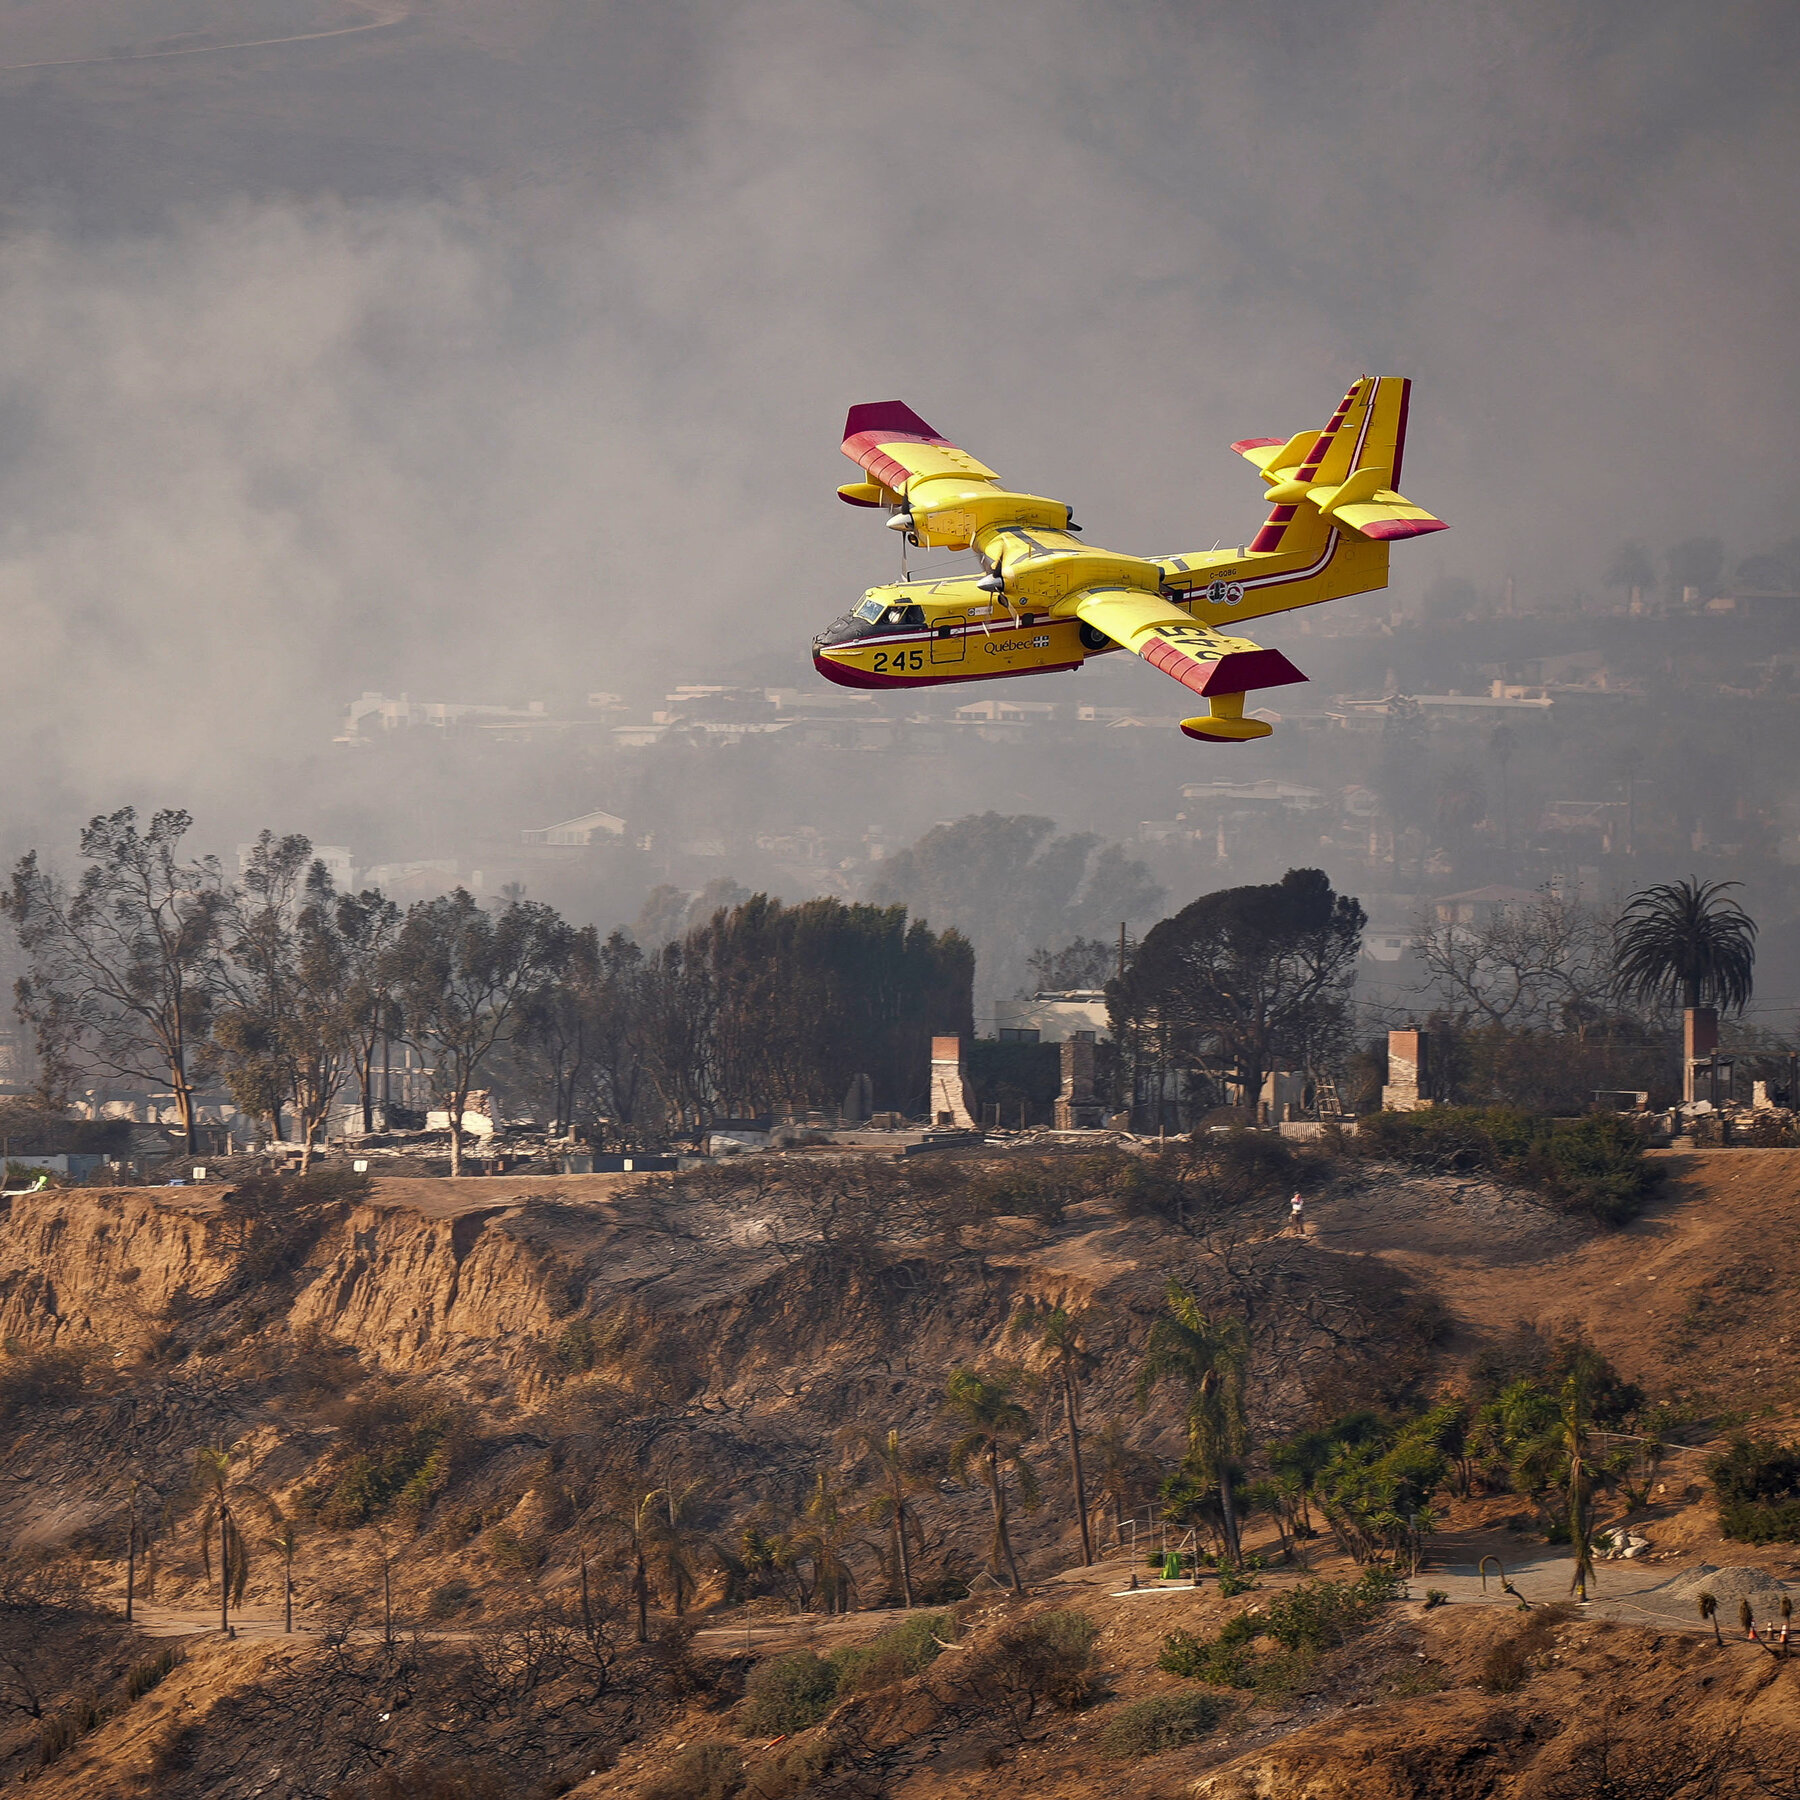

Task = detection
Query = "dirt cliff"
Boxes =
[1,1146,1797,1798]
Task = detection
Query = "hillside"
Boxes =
[0,1144,1796,1797]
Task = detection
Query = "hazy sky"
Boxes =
[0,0,1795,850]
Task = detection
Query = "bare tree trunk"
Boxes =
[125,1516,137,1623]
[175,1075,199,1157]
[990,1448,1023,1596]
[448,1084,465,1176]
[219,1510,230,1634]
[284,1544,293,1633]
[633,1543,649,1644]
[1219,1468,1242,1567]
[1063,1370,1092,1567]
[893,1492,915,1609]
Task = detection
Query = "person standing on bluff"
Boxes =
[1289,1192,1305,1234]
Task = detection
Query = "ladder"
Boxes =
[1314,1076,1346,1120]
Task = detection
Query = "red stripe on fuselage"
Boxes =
[814,654,1083,691]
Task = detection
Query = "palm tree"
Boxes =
[261,1513,300,1633]
[647,1481,710,1619]
[799,1469,860,1614]
[944,1369,1039,1596]
[1614,879,1756,1014]
[1698,1590,1722,1644]
[119,1475,161,1624]
[844,1427,931,1608]
[191,1446,275,1636]
[1010,1298,1100,1566]
[617,1489,660,1643]
[1086,1418,1150,1552]
[1136,1282,1250,1565]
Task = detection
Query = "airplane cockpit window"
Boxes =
[855,596,886,623]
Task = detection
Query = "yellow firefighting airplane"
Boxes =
[814,376,1445,742]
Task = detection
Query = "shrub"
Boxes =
[0,1343,89,1420]
[1480,1635,1530,1694]
[315,1391,464,1527]
[1100,1691,1225,1758]
[1260,1567,1402,1651]
[645,1741,746,1800]
[1359,1106,1660,1225]
[942,1610,1103,1740]
[37,1693,106,1766]
[427,1580,479,1620]
[1161,1569,1402,1691]
[125,1645,183,1700]
[827,1610,956,1693]
[1708,1434,1800,1542]
[745,1736,832,1799]
[741,1650,838,1737]
[1158,1613,1258,1687]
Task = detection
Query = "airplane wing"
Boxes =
[1073,588,1305,742]
[836,401,1002,507]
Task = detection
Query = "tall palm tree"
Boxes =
[1614,879,1756,1014]
[800,1468,861,1614]
[261,1512,301,1633]
[844,1427,931,1608]
[617,1488,660,1643]
[944,1369,1039,1596]
[119,1475,161,1624]
[647,1481,709,1619]
[1136,1282,1250,1565]
[1009,1298,1100,1566]
[191,1446,275,1636]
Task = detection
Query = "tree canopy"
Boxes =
[1110,868,1364,1114]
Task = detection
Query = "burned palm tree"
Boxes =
[191,1445,275,1636]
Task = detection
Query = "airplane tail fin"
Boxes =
[1234,376,1446,554]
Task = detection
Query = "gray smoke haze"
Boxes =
[0,0,1795,864]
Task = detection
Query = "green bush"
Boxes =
[644,1740,746,1800]
[741,1650,839,1737]
[1261,1567,1402,1651]
[1161,1568,1402,1691]
[315,1392,463,1527]
[1100,1691,1225,1758]
[827,1610,956,1693]
[1709,1434,1800,1542]
[1359,1106,1659,1225]
[1158,1613,1258,1687]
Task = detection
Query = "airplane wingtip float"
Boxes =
[813,376,1445,743]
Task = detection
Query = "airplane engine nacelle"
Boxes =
[900,485,1072,551]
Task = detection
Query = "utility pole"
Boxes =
[1117,922,1127,982]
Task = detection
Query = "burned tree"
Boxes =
[2,808,227,1153]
